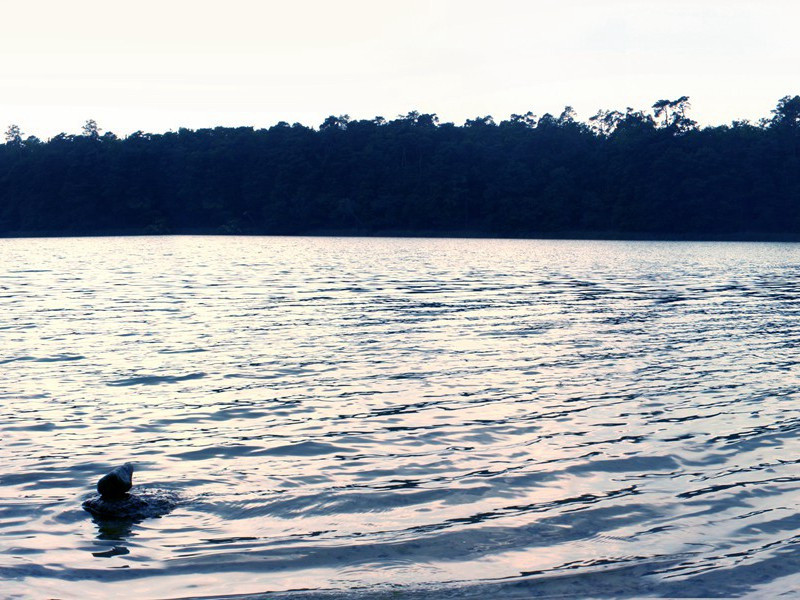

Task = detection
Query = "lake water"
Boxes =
[1,236,799,599]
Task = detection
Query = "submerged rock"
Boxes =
[83,488,180,520]
[97,463,135,499]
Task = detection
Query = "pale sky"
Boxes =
[1,0,798,139]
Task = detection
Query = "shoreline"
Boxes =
[3,229,800,243]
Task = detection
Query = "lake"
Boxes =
[1,236,799,599]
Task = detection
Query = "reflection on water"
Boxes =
[93,517,135,542]
[1,236,799,599]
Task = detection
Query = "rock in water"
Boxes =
[97,463,134,499]
[83,488,180,520]
[85,463,179,520]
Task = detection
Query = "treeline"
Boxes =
[1,96,800,239]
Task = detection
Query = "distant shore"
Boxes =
[3,97,800,245]
[4,229,800,243]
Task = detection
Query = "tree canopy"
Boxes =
[1,96,800,239]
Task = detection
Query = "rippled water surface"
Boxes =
[2,236,800,599]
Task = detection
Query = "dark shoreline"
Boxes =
[3,229,800,243]
[4,97,800,247]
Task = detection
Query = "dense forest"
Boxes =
[2,96,800,239]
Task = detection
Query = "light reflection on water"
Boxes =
[1,236,799,599]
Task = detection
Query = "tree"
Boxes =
[81,119,101,139]
[616,107,655,133]
[319,115,350,131]
[398,110,420,124]
[509,111,538,128]
[652,96,696,132]
[4,124,23,146]
[771,95,800,128]
[416,113,439,127]
[558,106,577,125]
[588,109,624,136]
[464,115,495,127]
[394,111,439,127]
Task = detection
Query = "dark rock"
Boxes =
[83,488,180,520]
[97,463,135,499]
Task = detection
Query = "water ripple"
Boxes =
[1,236,799,599]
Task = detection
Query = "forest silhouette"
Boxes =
[2,96,800,239]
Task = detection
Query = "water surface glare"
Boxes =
[1,236,799,599]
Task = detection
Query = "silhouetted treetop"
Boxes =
[772,95,800,128]
[81,119,101,139]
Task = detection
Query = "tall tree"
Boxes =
[81,119,102,139]
[4,124,23,146]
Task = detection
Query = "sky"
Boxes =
[1,0,798,139]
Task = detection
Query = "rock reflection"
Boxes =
[92,545,131,558]
[89,515,135,561]
[92,516,136,542]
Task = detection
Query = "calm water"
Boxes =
[1,236,800,599]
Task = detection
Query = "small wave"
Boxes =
[106,372,207,386]
[0,356,36,365]
[34,354,86,363]
[567,455,680,475]
[173,445,263,460]
[1,354,84,365]
[253,441,352,457]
